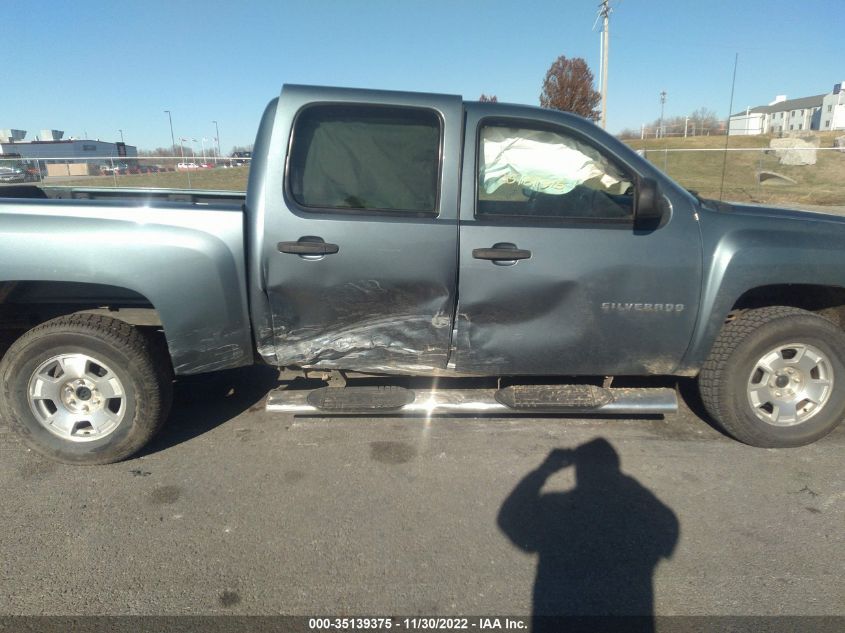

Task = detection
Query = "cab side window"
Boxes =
[289,104,441,214]
[477,124,634,220]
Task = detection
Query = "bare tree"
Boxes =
[479,94,498,102]
[638,107,723,137]
[539,56,601,120]
[616,128,641,140]
[688,107,719,134]
[230,144,254,156]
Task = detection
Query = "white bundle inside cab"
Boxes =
[480,127,624,195]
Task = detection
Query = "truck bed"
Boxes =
[0,192,253,375]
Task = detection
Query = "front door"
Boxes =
[451,110,702,376]
[262,88,463,375]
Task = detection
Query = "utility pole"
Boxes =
[118,129,124,143]
[598,0,611,129]
[659,91,667,138]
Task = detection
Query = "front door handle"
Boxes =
[277,240,340,255]
[472,246,532,261]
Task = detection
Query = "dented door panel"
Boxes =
[452,106,703,376]
[265,222,458,374]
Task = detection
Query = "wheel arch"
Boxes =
[683,282,845,374]
[730,284,845,326]
[1,279,163,357]
[0,279,251,375]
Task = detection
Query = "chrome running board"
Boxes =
[266,385,677,416]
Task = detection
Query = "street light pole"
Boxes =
[659,91,667,138]
[164,110,176,155]
[212,120,221,163]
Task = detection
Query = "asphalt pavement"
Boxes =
[1,366,843,619]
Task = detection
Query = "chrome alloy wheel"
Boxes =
[27,353,126,442]
[747,343,833,427]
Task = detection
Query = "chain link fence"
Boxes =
[0,156,251,191]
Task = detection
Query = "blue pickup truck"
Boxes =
[2,84,844,463]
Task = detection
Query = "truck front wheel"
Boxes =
[0,314,172,464]
[699,306,845,447]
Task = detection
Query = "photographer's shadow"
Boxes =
[498,439,679,632]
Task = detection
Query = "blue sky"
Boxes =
[2,0,843,151]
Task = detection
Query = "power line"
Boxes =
[719,54,739,202]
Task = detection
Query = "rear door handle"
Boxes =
[277,240,339,255]
[472,246,532,261]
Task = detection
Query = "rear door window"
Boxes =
[288,104,441,214]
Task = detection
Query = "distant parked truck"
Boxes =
[2,84,845,465]
[231,150,252,166]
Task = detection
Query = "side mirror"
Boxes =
[634,177,669,229]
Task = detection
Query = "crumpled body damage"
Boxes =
[264,279,454,375]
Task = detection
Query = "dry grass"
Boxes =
[48,166,249,192]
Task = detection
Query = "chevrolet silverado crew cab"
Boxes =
[2,84,845,464]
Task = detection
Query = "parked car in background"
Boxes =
[176,162,200,170]
[0,166,27,183]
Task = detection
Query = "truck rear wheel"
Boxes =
[699,306,845,447]
[0,314,172,464]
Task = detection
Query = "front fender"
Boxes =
[680,206,845,372]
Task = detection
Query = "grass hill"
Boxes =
[624,132,844,206]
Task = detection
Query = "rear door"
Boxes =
[260,86,463,374]
[450,107,702,376]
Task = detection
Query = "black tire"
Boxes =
[0,314,173,464]
[699,306,845,447]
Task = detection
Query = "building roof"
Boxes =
[731,94,825,117]
[1,139,121,145]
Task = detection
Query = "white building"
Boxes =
[729,82,845,136]
[0,138,137,161]
[821,85,845,131]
